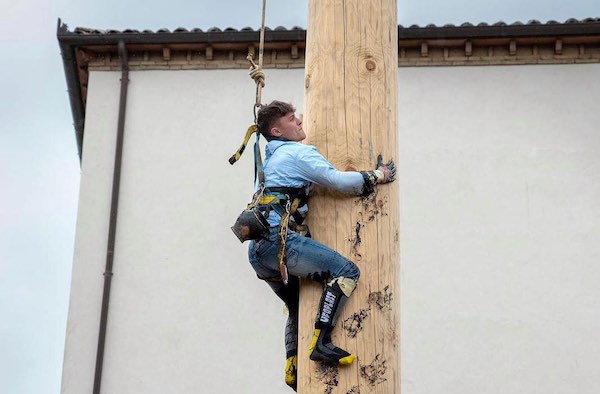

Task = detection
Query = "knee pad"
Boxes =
[328,277,357,297]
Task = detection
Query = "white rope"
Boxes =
[248,0,267,112]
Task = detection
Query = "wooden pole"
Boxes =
[299,0,399,393]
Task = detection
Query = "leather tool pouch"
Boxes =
[231,207,269,243]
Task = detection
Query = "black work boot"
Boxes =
[275,277,300,391]
[308,281,356,365]
[284,310,298,391]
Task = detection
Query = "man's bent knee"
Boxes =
[338,261,360,282]
[328,276,357,297]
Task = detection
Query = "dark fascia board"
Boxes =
[57,27,306,47]
[57,21,85,160]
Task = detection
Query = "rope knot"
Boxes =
[247,53,265,107]
[249,66,266,88]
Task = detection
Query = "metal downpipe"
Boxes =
[93,40,129,394]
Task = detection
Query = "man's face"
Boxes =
[271,112,305,142]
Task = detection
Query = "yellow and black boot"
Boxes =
[276,277,300,391]
[284,311,298,391]
[285,354,297,391]
[308,278,357,365]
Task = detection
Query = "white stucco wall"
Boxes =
[62,63,600,393]
[399,64,600,394]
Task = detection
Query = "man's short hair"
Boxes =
[256,100,296,140]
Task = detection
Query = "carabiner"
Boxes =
[284,195,292,214]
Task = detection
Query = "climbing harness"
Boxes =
[229,129,309,286]
[229,0,308,285]
[230,150,308,286]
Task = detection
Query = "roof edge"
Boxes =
[57,19,85,161]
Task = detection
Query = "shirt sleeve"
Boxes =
[293,145,365,195]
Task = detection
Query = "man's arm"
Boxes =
[294,146,395,195]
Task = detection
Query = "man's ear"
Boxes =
[270,127,282,137]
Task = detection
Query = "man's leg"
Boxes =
[285,233,361,365]
[249,235,300,390]
[309,277,357,364]
[266,276,300,390]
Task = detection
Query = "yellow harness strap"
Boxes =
[277,197,301,285]
[257,195,277,205]
[228,124,259,165]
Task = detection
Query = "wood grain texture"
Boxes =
[299,1,399,392]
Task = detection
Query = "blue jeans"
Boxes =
[248,228,360,285]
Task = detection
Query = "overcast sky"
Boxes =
[0,0,597,393]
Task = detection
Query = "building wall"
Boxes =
[399,63,600,394]
[62,63,600,393]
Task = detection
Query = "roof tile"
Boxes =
[64,17,600,36]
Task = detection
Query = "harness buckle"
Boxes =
[249,183,266,208]
[284,196,292,214]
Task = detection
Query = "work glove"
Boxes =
[359,154,397,196]
[375,154,397,183]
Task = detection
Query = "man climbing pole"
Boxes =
[234,100,396,390]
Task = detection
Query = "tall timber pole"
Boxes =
[298,0,400,392]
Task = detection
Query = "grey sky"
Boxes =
[0,0,597,393]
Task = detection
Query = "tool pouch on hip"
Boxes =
[231,207,270,243]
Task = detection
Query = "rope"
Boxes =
[248,0,267,118]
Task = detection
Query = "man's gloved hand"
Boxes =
[359,154,397,196]
[375,154,397,184]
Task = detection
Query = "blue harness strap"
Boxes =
[254,131,265,184]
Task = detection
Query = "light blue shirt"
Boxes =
[261,140,365,227]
